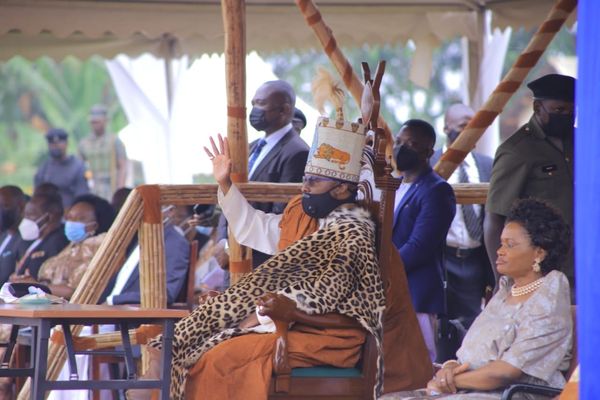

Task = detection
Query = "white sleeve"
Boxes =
[218,185,282,255]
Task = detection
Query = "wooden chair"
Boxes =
[267,61,396,400]
[501,306,578,400]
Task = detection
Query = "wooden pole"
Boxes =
[434,0,577,179]
[295,0,394,147]
[221,0,252,284]
[137,185,167,309]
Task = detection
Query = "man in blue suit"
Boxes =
[392,119,456,361]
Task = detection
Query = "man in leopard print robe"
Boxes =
[141,205,385,400]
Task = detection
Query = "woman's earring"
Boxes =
[532,259,541,273]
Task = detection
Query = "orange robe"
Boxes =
[187,325,366,400]
[186,195,431,398]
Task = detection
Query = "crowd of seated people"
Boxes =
[10,194,115,300]
[0,183,199,399]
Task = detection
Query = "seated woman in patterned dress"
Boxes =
[384,198,573,400]
[11,194,115,299]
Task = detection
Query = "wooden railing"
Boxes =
[17,181,488,399]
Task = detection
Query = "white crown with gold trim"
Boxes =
[305,117,366,183]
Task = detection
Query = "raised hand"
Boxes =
[203,134,232,193]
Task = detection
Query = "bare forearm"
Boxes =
[218,178,232,195]
[49,284,75,300]
[454,361,521,391]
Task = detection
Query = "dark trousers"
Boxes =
[444,245,493,330]
[436,245,492,362]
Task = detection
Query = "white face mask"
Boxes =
[18,213,47,241]
[18,218,40,241]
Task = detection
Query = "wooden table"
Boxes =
[0,303,187,400]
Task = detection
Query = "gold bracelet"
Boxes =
[441,359,459,369]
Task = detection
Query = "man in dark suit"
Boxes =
[13,193,68,280]
[392,119,456,361]
[0,186,27,285]
[106,211,189,306]
[430,103,494,333]
[218,80,309,269]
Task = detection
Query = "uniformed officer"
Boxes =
[78,105,128,201]
[34,128,90,209]
[484,74,575,291]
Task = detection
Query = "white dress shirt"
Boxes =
[394,181,413,213]
[218,185,283,255]
[444,148,483,249]
[249,123,292,178]
[106,246,140,305]
[0,234,12,255]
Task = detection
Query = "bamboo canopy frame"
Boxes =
[221,0,254,285]
[295,0,394,149]
[434,0,577,179]
[295,0,577,179]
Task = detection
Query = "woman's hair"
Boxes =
[506,198,571,274]
[72,194,116,234]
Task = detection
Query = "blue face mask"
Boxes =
[195,225,213,236]
[64,221,89,243]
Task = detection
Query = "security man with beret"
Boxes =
[34,128,90,209]
[79,104,128,201]
[484,74,575,293]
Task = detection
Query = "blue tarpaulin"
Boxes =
[576,0,600,397]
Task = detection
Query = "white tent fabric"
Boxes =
[108,52,319,184]
[106,55,189,183]
[472,27,512,156]
[0,0,574,60]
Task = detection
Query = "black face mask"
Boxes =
[447,129,460,144]
[394,145,421,171]
[49,148,64,159]
[249,107,269,131]
[544,113,575,139]
[301,186,349,219]
[0,209,18,231]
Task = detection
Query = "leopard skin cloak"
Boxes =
[149,205,386,399]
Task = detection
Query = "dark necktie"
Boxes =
[248,139,267,174]
[458,163,483,242]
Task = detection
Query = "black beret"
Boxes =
[527,74,575,102]
[293,107,307,127]
[45,128,68,143]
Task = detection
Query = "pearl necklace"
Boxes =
[511,277,544,297]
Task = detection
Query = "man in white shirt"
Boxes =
[430,103,493,335]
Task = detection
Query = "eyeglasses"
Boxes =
[302,175,337,187]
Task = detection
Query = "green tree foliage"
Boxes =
[265,40,463,136]
[0,56,126,192]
